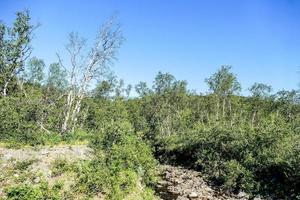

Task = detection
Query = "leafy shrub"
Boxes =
[157,120,300,198]
[91,121,157,184]
[77,120,157,199]
[5,181,62,200]
[51,158,73,177]
[220,160,256,193]
[0,97,40,144]
[75,160,111,195]
[62,129,91,143]
[6,184,43,200]
[14,159,36,171]
[0,96,65,146]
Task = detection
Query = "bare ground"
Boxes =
[0,145,92,198]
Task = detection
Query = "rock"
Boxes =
[156,165,255,200]
[167,186,181,195]
[177,197,189,200]
[174,178,183,184]
[47,170,52,177]
[188,192,198,198]
[157,180,169,186]
[204,187,213,192]
[33,177,40,183]
[183,188,192,195]
[237,191,249,199]
[13,173,19,178]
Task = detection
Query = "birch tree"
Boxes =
[249,82,272,126]
[205,66,241,121]
[46,62,67,91]
[26,57,45,85]
[60,17,123,133]
[0,10,34,97]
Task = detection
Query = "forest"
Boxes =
[0,10,300,200]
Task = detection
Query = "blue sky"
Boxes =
[1,0,300,95]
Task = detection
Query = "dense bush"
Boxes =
[0,97,43,145]
[156,119,300,198]
[76,120,157,200]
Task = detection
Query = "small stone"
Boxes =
[253,196,262,200]
[188,192,198,198]
[237,191,249,198]
[177,197,189,200]
[174,178,183,184]
[167,186,181,195]
[47,170,52,177]
[205,187,213,192]
[33,177,40,183]
[157,180,168,185]
[183,188,192,195]
[13,174,19,178]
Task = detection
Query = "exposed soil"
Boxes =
[0,145,92,198]
[0,145,91,177]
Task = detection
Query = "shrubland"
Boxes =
[0,10,300,199]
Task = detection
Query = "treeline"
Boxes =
[1,11,300,199]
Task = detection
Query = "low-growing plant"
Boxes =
[5,180,64,200]
[51,158,75,177]
[14,159,37,171]
[5,184,43,200]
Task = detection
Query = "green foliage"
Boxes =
[249,82,272,98]
[6,184,43,200]
[77,120,157,199]
[0,97,41,145]
[221,160,255,192]
[62,129,91,142]
[93,80,115,99]
[14,159,36,171]
[75,160,111,195]
[157,120,300,197]
[46,62,67,91]
[205,65,241,96]
[24,57,45,85]
[85,98,129,131]
[135,81,151,97]
[0,10,34,97]
[51,159,73,177]
[5,181,63,200]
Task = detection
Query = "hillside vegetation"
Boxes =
[0,11,300,199]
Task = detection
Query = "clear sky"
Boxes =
[1,0,300,95]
